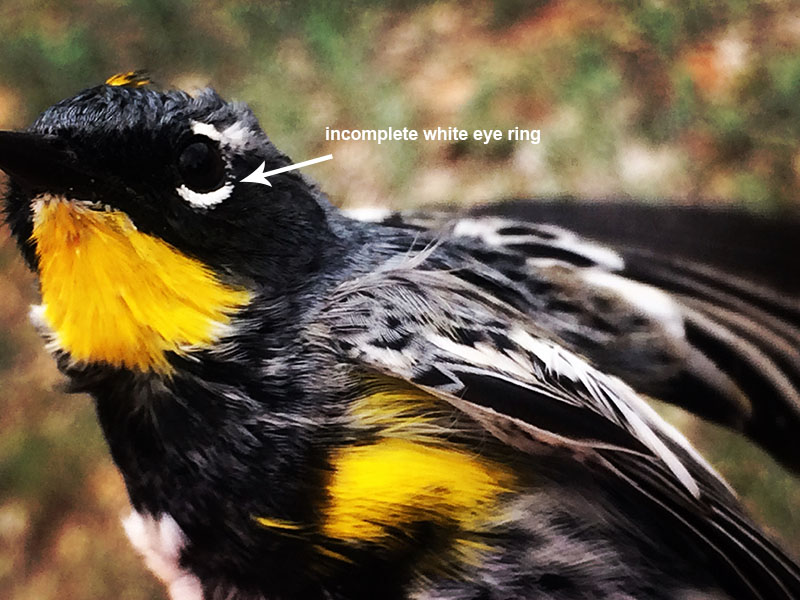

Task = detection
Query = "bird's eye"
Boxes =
[177,136,226,192]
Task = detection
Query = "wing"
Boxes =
[345,201,800,474]
[312,255,800,600]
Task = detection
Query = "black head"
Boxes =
[1,78,336,287]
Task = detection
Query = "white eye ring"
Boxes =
[177,120,252,209]
[176,183,233,208]
[191,121,250,149]
[192,122,223,142]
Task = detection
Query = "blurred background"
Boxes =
[0,1,799,598]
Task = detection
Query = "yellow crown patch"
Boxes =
[105,71,151,88]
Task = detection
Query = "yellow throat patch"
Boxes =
[31,198,251,373]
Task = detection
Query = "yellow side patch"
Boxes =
[253,516,305,531]
[105,71,151,87]
[32,200,251,373]
[349,379,454,442]
[322,438,513,544]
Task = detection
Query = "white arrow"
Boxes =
[241,154,333,186]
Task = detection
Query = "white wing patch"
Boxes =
[508,328,586,382]
[428,333,535,381]
[428,324,702,497]
[508,326,701,497]
[451,218,626,271]
[580,269,686,339]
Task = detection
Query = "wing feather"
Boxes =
[346,203,800,473]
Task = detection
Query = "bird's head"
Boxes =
[0,74,335,373]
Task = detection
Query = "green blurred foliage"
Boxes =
[0,1,798,598]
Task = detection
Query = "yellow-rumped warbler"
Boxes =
[1,74,799,600]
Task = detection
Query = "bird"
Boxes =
[1,73,799,600]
